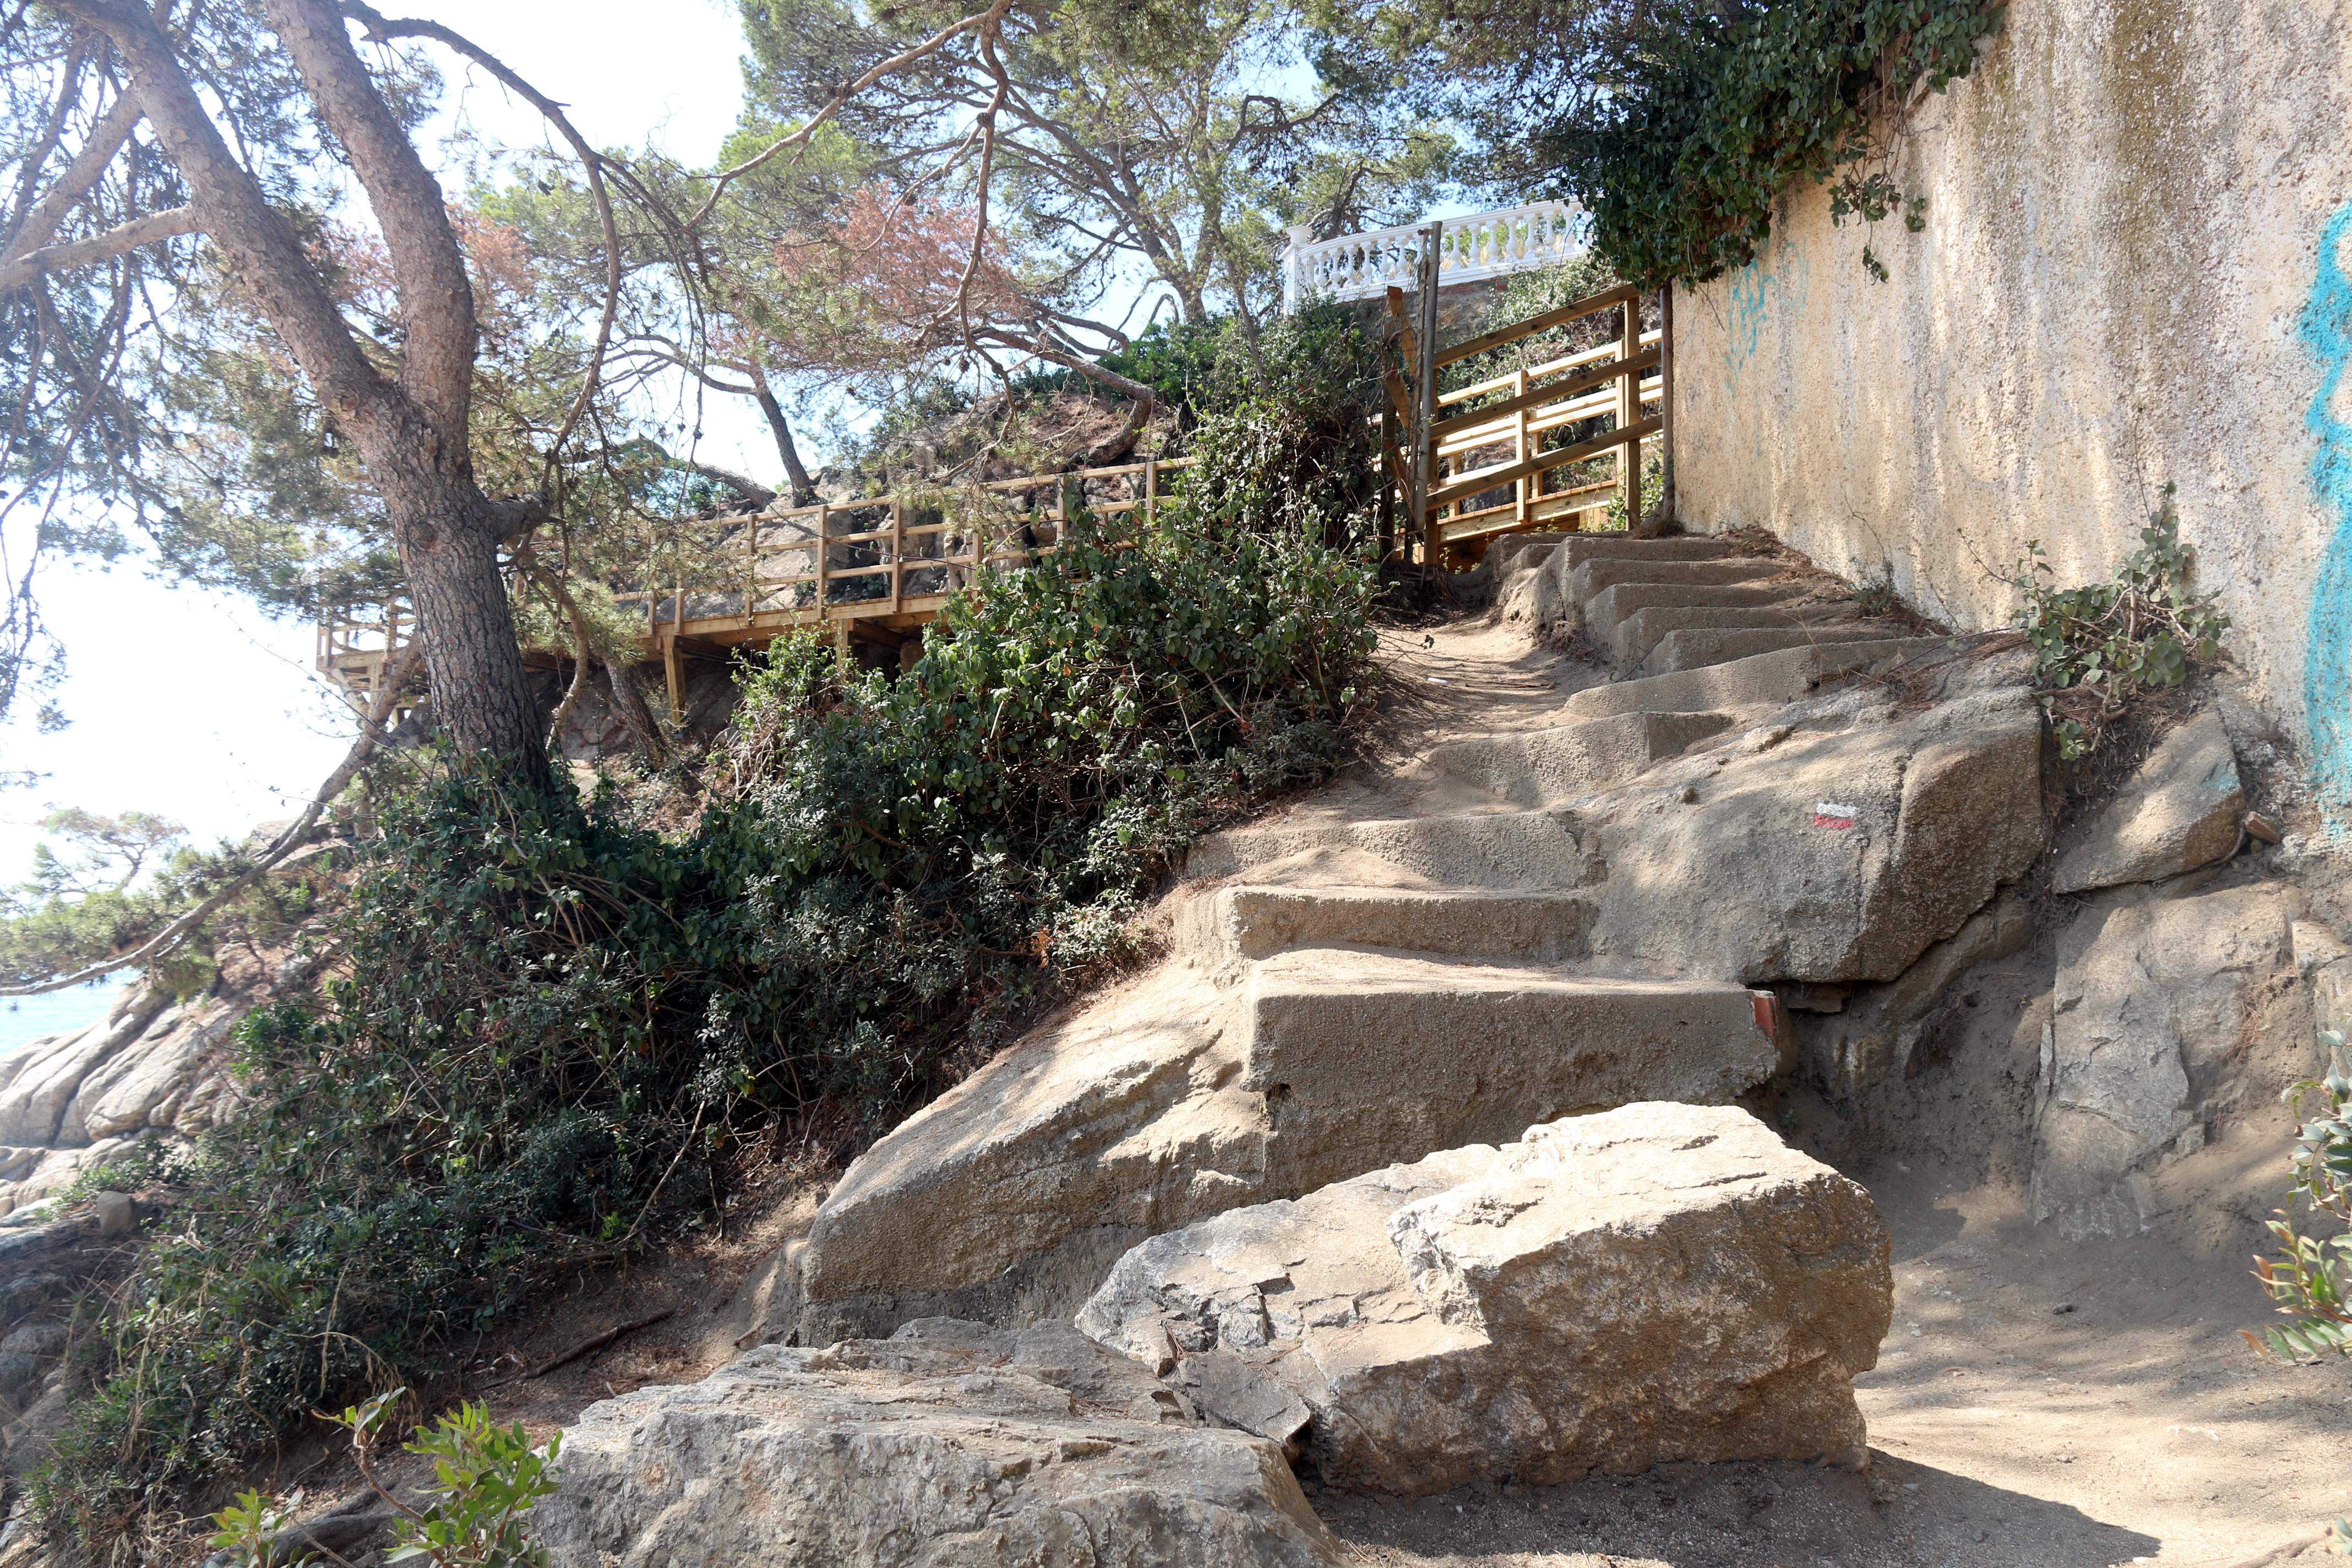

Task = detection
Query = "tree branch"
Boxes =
[1,76,141,262]
[0,639,424,997]
[0,203,198,291]
[52,0,393,426]
[263,0,476,440]
[683,0,1015,230]
[340,1,622,461]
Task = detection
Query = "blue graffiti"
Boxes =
[2304,204,2352,826]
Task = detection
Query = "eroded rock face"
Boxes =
[1580,688,2047,984]
[1076,1103,1892,1495]
[2054,710,2245,894]
[532,1319,1344,1568]
[2033,884,2302,1239]
[771,961,1776,1346]
[0,948,290,1208]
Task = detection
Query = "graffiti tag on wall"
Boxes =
[2304,204,2352,828]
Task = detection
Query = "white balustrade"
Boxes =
[1281,200,1582,312]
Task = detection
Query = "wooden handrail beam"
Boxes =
[1433,282,1643,369]
[1430,345,1663,442]
[1428,415,1661,510]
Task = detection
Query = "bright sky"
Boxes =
[0,0,760,884]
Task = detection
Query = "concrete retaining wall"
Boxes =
[1670,0,2352,812]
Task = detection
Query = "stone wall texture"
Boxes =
[1671,0,2352,807]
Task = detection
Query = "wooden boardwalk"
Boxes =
[317,456,1194,712]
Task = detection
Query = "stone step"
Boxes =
[1568,555,1785,606]
[1487,532,1571,578]
[1558,638,1953,722]
[1177,883,1595,964]
[1550,535,1731,568]
[1185,809,1585,890]
[1239,950,1779,1176]
[1584,580,1818,647]
[1427,709,1735,808]
[1648,623,1899,674]
[1612,602,1858,666]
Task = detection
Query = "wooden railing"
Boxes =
[1377,269,1673,565]
[315,455,1194,710]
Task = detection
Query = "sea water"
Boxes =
[0,975,127,1055]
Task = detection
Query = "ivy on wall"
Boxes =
[1551,1,2006,285]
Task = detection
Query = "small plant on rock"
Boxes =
[2012,489,2230,759]
[2244,1028,2352,1553]
[209,1393,561,1568]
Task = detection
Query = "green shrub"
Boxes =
[1549,1,2003,285]
[38,412,1378,1558]
[2013,491,2230,759]
[209,1393,560,1568]
[2245,1028,2352,1554]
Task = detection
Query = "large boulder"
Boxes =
[1580,688,2046,984]
[771,960,1774,1346]
[531,1319,1344,1568]
[2053,710,2244,894]
[2032,884,2304,1239]
[1076,1103,1892,1495]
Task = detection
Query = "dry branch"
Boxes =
[0,639,424,998]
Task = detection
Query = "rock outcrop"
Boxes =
[0,977,254,1211]
[2053,710,2245,894]
[764,538,2046,1344]
[1076,1103,1892,1495]
[771,959,1775,1346]
[531,1318,1344,1568]
[2032,883,2304,1238]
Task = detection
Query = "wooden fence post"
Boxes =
[815,503,830,619]
[890,499,906,614]
[1618,294,1641,529]
[1414,220,1442,567]
[1512,366,1529,529]
[1659,284,1676,530]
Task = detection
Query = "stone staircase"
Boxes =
[763,535,2041,1347]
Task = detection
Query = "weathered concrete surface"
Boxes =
[772,960,1776,1345]
[1426,710,1735,807]
[2054,711,2245,893]
[1185,808,1587,890]
[534,1319,1345,1568]
[1077,1104,1891,1495]
[1178,883,1595,965]
[1650,623,1895,674]
[1579,689,2047,984]
[1583,580,1816,647]
[2033,884,2303,1239]
[1556,639,1947,723]
[1613,603,1858,666]
[1673,0,2350,749]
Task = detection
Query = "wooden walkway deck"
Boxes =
[317,456,1194,712]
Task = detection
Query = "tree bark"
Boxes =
[748,363,818,505]
[61,0,552,790]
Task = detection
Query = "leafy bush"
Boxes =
[2012,492,2230,758]
[209,1393,560,1568]
[1549,1,2003,285]
[1174,303,1387,549]
[2245,1027,2352,1554]
[38,324,1380,1556]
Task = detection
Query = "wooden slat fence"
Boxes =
[1375,264,1673,566]
[316,455,1195,710]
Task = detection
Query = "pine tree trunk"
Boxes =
[375,460,554,794]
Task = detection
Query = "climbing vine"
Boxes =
[1554,1,2006,285]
